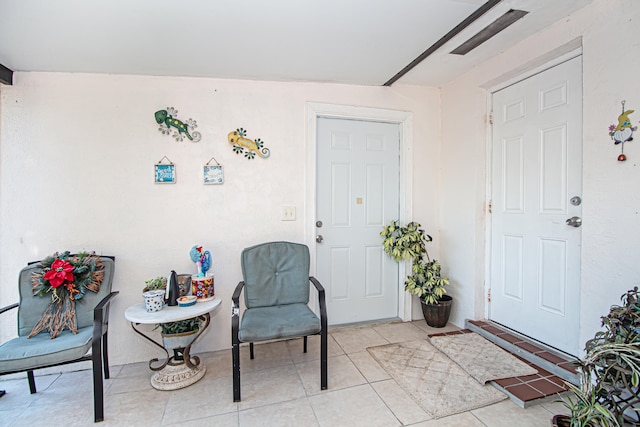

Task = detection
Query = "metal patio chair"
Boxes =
[0,255,117,422]
[231,241,327,401]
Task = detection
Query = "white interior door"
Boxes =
[490,56,583,356]
[316,117,400,325]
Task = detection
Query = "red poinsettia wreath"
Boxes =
[30,251,105,339]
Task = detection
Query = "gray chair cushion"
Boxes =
[0,327,93,373]
[17,257,116,336]
[238,303,321,342]
[241,242,310,309]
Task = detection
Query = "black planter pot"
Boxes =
[551,414,570,427]
[421,295,452,328]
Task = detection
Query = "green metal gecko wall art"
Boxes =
[154,107,202,142]
[227,128,271,159]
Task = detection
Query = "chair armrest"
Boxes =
[0,303,19,315]
[232,281,245,308]
[231,282,245,346]
[95,291,119,312]
[309,277,327,328]
[93,291,119,331]
[309,276,325,294]
[92,291,119,353]
[90,291,118,377]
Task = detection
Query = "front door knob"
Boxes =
[566,216,582,227]
[316,235,324,243]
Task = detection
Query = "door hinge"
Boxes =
[489,113,493,125]
[487,288,491,303]
[488,200,492,214]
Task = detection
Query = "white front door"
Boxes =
[316,117,400,325]
[490,56,583,356]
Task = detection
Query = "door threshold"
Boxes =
[329,317,402,330]
[466,319,579,385]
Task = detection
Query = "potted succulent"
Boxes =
[553,287,640,426]
[381,220,451,327]
[143,276,167,293]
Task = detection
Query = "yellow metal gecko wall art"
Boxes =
[227,128,271,159]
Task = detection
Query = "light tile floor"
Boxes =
[0,321,567,426]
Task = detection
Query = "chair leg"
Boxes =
[232,305,242,402]
[232,341,241,402]
[250,342,254,360]
[303,336,308,353]
[102,332,110,379]
[27,371,36,394]
[92,332,105,422]
[320,330,328,390]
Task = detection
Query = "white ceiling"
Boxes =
[0,0,593,87]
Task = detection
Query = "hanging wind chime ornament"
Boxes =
[609,100,637,161]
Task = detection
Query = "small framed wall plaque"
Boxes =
[155,156,176,184]
[204,157,224,185]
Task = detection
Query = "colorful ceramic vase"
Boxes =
[192,276,215,301]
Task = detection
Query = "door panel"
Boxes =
[317,118,400,325]
[490,56,582,356]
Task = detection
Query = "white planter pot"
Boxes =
[161,330,198,349]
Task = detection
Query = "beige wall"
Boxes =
[440,0,640,349]
[0,73,440,364]
[2,0,637,367]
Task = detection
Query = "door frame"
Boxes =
[305,102,414,321]
[484,47,583,321]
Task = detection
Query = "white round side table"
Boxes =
[124,298,222,390]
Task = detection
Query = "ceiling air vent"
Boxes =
[450,9,528,55]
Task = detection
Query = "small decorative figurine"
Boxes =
[228,128,270,159]
[609,101,637,161]
[155,107,202,142]
[189,245,211,278]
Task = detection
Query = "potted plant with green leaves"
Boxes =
[553,287,640,426]
[143,276,167,293]
[381,220,451,327]
[157,317,202,351]
[553,381,620,426]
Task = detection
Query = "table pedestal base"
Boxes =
[151,362,206,390]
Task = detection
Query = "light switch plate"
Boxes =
[281,206,296,221]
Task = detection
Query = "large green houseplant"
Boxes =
[554,287,640,426]
[381,220,451,327]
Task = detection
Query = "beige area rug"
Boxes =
[367,340,507,419]
[429,333,538,384]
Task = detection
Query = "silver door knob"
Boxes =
[316,235,324,243]
[566,216,582,227]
